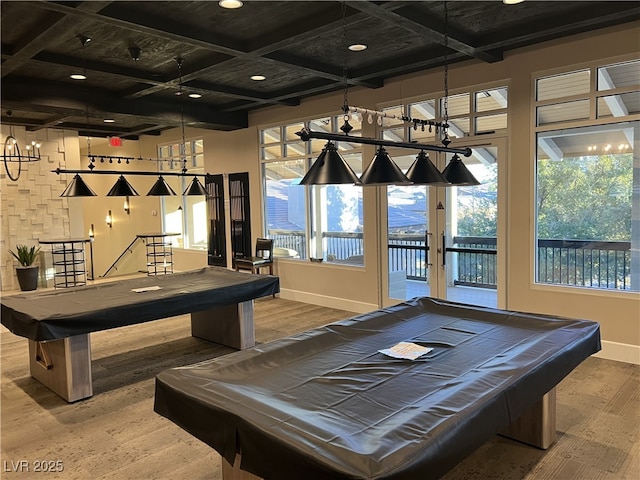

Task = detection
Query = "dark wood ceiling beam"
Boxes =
[2,77,247,131]
[263,52,383,89]
[346,1,503,63]
[27,114,75,131]
[220,79,341,112]
[32,52,171,85]
[479,6,640,50]
[185,80,300,106]
[1,2,113,77]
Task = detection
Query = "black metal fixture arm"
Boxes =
[296,128,472,157]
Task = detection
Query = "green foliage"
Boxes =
[537,153,632,240]
[8,244,41,267]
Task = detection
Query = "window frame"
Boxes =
[532,56,640,293]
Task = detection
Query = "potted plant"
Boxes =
[8,244,41,291]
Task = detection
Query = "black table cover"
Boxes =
[154,297,600,480]
[1,267,279,341]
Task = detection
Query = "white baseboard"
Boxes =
[278,288,377,314]
[593,340,640,365]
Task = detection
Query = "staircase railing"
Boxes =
[102,236,143,278]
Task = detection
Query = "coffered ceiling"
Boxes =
[1,1,638,139]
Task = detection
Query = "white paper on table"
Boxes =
[131,286,162,293]
[379,341,434,360]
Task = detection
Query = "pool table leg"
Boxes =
[500,388,557,449]
[28,334,93,402]
[222,453,263,480]
[191,300,255,350]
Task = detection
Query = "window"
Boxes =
[158,139,206,250]
[380,85,508,143]
[535,60,639,291]
[260,116,364,264]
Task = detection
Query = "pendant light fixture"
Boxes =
[183,176,209,196]
[405,150,450,185]
[439,0,479,186]
[107,175,139,197]
[147,175,177,196]
[60,174,97,197]
[299,141,361,185]
[359,147,410,185]
[441,154,480,185]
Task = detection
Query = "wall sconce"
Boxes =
[88,223,95,239]
[123,196,130,214]
[105,210,113,228]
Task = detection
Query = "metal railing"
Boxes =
[268,230,632,291]
[537,239,631,290]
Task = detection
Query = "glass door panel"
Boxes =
[387,184,430,300]
[441,145,499,308]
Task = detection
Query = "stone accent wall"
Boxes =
[1,127,75,291]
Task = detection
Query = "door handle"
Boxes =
[442,233,446,267]
[425,231,432,267]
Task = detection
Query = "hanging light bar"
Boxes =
[53,168,206,178]
[296,128,472,157]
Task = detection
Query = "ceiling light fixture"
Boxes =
[251,75,266,81]
[299,2,362,186]
[348,44,367,52]
[298,1,475,186]
[70,74,87,80]
[3,110,41,182]
[188,93,202,99]
[183,177,209,196]
[299,141,361,185]
[147,176,177,196]
[103,119,115,123]
[107,175,140,197]
[219,0,243,9]
[60,174,96,197]
[55,50,211,196]
[360,147,411,186]
[405,150,450,185]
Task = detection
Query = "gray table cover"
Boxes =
[154,297,601,480]
[1,267,279,341]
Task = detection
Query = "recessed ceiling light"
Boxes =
[219,0,243,8]
[251,75,266,81]
[188,93,202,99]
[70,74,86,80]
[348,44,368,52]
[502,0,525,4]
[103,119,115,123]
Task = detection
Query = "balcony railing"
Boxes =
[268,230,632,291]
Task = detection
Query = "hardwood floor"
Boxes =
[1,297,638,479]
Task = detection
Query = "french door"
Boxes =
[383,137,506,309]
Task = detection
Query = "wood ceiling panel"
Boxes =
[1,0,637,137]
